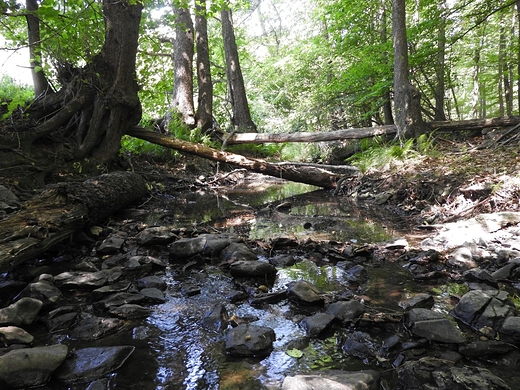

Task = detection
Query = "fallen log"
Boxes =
[219,116,520,144]
[0,171,147,272]
[126,127,358,189]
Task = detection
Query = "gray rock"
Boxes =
[137,275,166,290]
[108,304,152,319]
[229,260,277,278]
[96,236,126,255]
[344,264,369,283]
[44,306,78,333]
[499,316,520,345]
[0,297,43,326]
[325,300,365,323]
[169,234,240,261]
[300,313,335,337]
[399,293,435,310]
[463,268,498,288]
[282,370,380,390]
[140,287,166,303]
[406,308,465,344]
[269,255,296,267]
[70,313,124,340]
[0,344,68,388]
[398,357,510,390]
[92,281,132,301]
[16,275,63,307]
[287,280,324,306]
[459,340,517,357]
[342,332,374,361]
[126,255,167,268]
[94,292,146,310]
[55,345,135,383]
[0,326,34,345]
[220,242,257,262]
[448,246,477,269]
[54,271,108,289]
[452,290,514,333]
[201,304,229,332]
[492,258,520,280]
[135,226,178,245]
[225,324,275,357]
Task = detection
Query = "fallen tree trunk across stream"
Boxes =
[220,116,520,144]
[127,127,359,189]
[0,172,147,272]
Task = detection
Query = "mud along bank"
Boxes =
[0,171,520,389]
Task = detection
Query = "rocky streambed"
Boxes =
[1,180,520,389]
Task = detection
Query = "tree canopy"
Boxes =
[0,0,519,165]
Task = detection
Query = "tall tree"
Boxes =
[392,0,426,139]
[26,0,51,97]
[434,0,447,121]
[221,5,257,132]
[194,0,213,131]
[172,3,196,127]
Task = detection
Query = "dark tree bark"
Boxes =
[172,4,196,127]
[0,172,147,272]
[194,0,213,131]
[15,0,143,165]
[26,0,51,97]
[221,6,257,133]
[434,0,447,121]
[392,0,426,140]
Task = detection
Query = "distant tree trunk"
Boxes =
[517,0,520,113]
[498,12,506,117]
[221,6,257,133]
[434,0,447,121]
[392,0,426,140]
[26,0,51,97]
[12,0,143,166]
[194,0,213,132]
[379,0,394,125]
[172,5,195,127]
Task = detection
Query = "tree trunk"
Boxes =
[392,0,426,139]
[127,127,357,189]
[434,0,447,121]
[221,6,257,133]
[0,172,147,272]
[18,0,143,165]
[172,4,196,127]
[26,0,51,97]
[194,0,213,131]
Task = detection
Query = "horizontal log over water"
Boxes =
[127,127,359,189]
[220,116,520,144]
[0,172,147,272]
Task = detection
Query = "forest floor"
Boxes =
[1,133,519,227]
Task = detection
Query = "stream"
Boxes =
[13,176,520,389]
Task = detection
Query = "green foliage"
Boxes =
[0,76,33,120]
[346,134,437,173]
[227,143,282,158]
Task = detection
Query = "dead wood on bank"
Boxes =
[0,171,147,272]
[219,116,520,144]
[126,127,359,189]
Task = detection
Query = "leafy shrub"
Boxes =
[0,75,33,121]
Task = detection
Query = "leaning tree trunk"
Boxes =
[0,172,147,272]
[221,6,257,133]
[194,0,213,132]
[18,0,143,165]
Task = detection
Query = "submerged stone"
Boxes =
[282,370,380,390]
[0,344,68,388]
[225,324,275,357]
[55,346,135,383]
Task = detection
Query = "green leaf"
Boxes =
[285,348,304,358]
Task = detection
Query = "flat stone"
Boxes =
[140,287,166,303]
[70,313,124,341]
[459,340,517,357]
[137,275,166,290]
[287,280,323,306]
[96,236,126,255]
[108,304,152,319]
[499,316,520,344]
[411,318,465,344]
[54,271,108,289]
[135,226,178,245]
[0,297,43,326]
[0,344,68,388]
[225,324,275,357]
[326,300,365,323]
[282,370,380,390]
[229,260,277,278]
[55,345,135,383]
[399,293,435,310]
[300,313,335,337]
[0,326,34,345]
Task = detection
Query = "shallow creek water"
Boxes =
[38,179,476,389]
